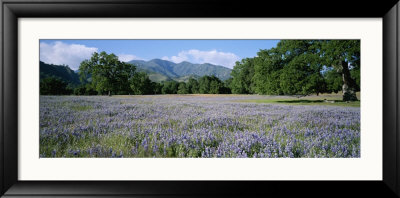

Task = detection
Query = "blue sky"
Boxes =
[40,39,280,70]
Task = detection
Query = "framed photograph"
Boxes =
[2,0,400,197]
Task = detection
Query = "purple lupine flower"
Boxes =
[39,95,360,158]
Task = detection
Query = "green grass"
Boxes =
[236,92,360,107]
[70,105,93,111]
[237,98,360,107]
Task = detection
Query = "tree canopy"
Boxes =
[229,40,360,101]
[40,77,72,95]
[77,51,159,96]
[78,52,136,95]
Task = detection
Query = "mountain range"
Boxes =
[40,59,232,84]
[128,59,232,82]
[40,61,81,85]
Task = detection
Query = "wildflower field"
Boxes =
[40,95,360,158]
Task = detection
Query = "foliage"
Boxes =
[231,40,360,100]
[177,82,189,94]
[151,82,163,95]
[319,40,360,100]
[350,67,360,91]
[198,75,230,94]
[130,72,154,95]
[324,68,343,93]
[230,58,255,94]
[252,48,284,95]
[162,81,179,94]
[78,51,136,95]
[40,77,72,95]
[187,78,200,94]
[40,61,81,86]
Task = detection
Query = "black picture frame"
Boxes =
[1,0,399,197]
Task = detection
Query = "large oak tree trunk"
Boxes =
[341,61,358,101]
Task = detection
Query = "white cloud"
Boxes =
[161,56,170,61]
[162,49,240,69]
[40,41,98,70]
[117,54,142,62]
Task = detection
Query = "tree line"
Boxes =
[40,40,360,101]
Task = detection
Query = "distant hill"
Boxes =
[128,59,232,82]
[173,61,231,81]
[129,59,178,79]
[40,61,80,85]
[40,58,232,85]
[172,74,201,82]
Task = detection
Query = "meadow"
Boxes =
[40,94,360,158]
